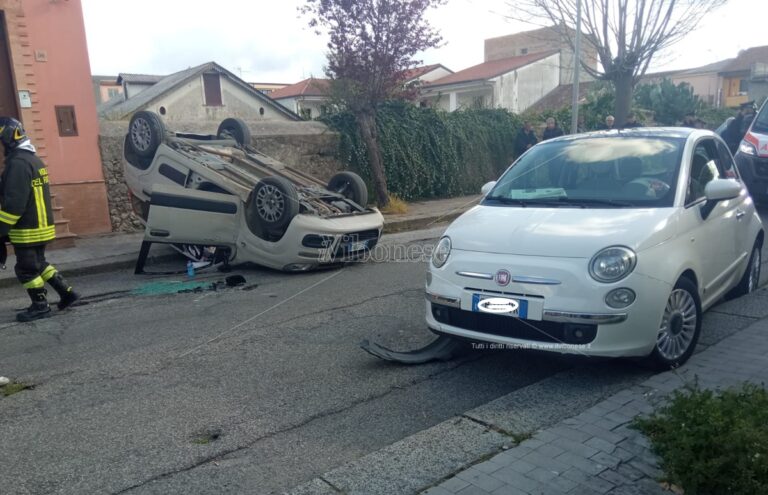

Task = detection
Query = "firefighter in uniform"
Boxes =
[0,117,79,322]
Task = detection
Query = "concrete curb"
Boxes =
[383,212,465,234]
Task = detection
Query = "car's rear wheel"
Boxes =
[217,118,252,147]
[327,171,368,207]
[729,241,761,298]
[649,277,701,370]
[249,176,299,232]
[128,111,165,158]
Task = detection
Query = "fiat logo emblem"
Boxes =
[495,270,511,286]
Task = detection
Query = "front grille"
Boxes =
[431,303,597,344]
[333,229,380,258]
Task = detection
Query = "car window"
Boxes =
[686,139,723,205]
[483,136,684,208]
[752,100,768,134]
[716,141,739,179]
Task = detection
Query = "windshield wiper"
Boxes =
[484,195,525,205]
[484,196,570,207]
[556,198,633,207]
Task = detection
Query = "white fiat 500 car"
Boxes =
[426,128,763,369]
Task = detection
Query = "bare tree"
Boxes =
[301,0,445,207]
[506,0,727,124]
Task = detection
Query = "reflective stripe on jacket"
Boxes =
[0,149,55,246]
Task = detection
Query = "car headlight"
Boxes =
[739,140,757,156]
[589,246,636,283]
[432,237,451,268]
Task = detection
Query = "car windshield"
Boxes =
[752,102,768,134]
[483,136,685,208]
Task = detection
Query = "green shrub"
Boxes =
[321,102,522,200]
[634,383,768,495]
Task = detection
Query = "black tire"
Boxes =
[123,135,153,170]
[648,277,702,370]
[217,118,252,147]
[128,111,165,158]
[327,171,368,206]
[249,176,300,232]
[728,240,762,298]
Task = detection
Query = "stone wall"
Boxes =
[98,120,344,232]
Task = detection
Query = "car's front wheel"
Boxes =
[649,277,701,370]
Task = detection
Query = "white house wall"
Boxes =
[124,82,154,99]
[494,53,560,112]
[148,76,293,123]
[274,97,328,119]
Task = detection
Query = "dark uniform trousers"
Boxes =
[14,244,57,289]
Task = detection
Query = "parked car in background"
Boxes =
[426,128,763,369]
[123,111,383,272]
[735,98,768,203]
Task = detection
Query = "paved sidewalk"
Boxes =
[422,320,768,495]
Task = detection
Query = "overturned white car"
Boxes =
[122,111,384,271]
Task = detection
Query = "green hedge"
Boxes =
[321,102,522,200]
[634,383,768,495]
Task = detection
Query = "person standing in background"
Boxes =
[542,117,564,140]
[514,121,538,156]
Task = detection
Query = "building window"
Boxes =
[738,79,748,95]
[520,48,528,55]
[55,106,78,137]
[107,88,121,99]
[203,73,223,106]
[300,108,312,120]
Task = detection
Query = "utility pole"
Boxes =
[570,0,582,134]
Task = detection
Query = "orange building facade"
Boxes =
[0,0,110,236]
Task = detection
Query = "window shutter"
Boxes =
[203,73,223,106]
[55,106,78,137]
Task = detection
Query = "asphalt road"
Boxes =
[1,222,767,495]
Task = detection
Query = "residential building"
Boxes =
[250,82,289,96]
[717,46,768,107]
[419,51,561,113]
[92,75,123,105]
[0,0,111,238]
[117,73,165,100]
[269,77,331,119]
[403,64,454,84]
[270,65,454,119]
[100,62,300,123]
[642,45,768,108]
[484,25,597,85]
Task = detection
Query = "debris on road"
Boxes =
[360,335,465,364]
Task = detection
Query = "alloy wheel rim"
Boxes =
[256,185,284,223]
[131,118,151,151]
[657,288,697,361]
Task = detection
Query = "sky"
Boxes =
[81,0,768,83]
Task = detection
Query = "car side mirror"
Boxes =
[700,179,742,219]
[704,179,741,202]
[481,181,497,195]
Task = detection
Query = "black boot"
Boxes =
[47,273,80,310]
[17,288,52,322]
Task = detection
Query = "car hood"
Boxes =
[447,205,676,258]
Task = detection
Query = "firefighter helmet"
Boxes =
[0,117,27,152]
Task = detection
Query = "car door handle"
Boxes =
[735,209,745,220]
